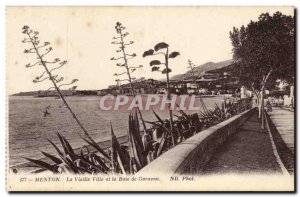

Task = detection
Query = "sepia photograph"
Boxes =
[6,6,295,192]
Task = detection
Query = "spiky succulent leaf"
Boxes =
[79,136,110,160]
[47,138,64,157]
[41,151,62,164]
[23,157,57,172]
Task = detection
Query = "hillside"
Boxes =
[171,59,233,81]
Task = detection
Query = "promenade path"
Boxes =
[202,110,282,174]
[268,107,294,153]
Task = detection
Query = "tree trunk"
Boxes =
[259,70,272,131]
[258,90,262,118]
[254,90,260,107]
[260,87,265,131]
[252,89,260,117]
[290,85,294,108]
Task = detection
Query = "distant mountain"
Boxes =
[171,59,234,81]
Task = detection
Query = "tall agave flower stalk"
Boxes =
[21,25,108,160]
[110,22,147,132]
[187,59,197,81]
[187,59,211,118]
[143,42,180,146]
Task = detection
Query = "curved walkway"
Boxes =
[202,110,282,174]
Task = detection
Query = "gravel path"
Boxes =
[202,110,282,175]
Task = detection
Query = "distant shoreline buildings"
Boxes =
[12,60,292,100]
[98,62,240,96]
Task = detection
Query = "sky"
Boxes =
[6,6,294,94]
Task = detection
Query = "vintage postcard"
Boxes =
[6,6,295,192]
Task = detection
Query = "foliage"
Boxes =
[24,132,110,174]
[111,22,142,82]
[111,22,147,132]
[143,49,154,57]
[143,42,180,74]
[110,123,130,174]
[143,42,180,146]
[22,26,78,92]
[229,12,295,90]
[154,42,169,51]
[186,59,197,80]
[169,52,180,59]
[199,98,252,124]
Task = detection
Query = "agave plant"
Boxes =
[110,108,153,174]
[127,110,147,173]
[143,42,180,146]
[111,22,147,132]
[198,97,253,127]
[24,132,110,174]
[110,123,130,174]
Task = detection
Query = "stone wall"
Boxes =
[138,107,256,175]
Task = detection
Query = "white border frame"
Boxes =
[1,1,298,196]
